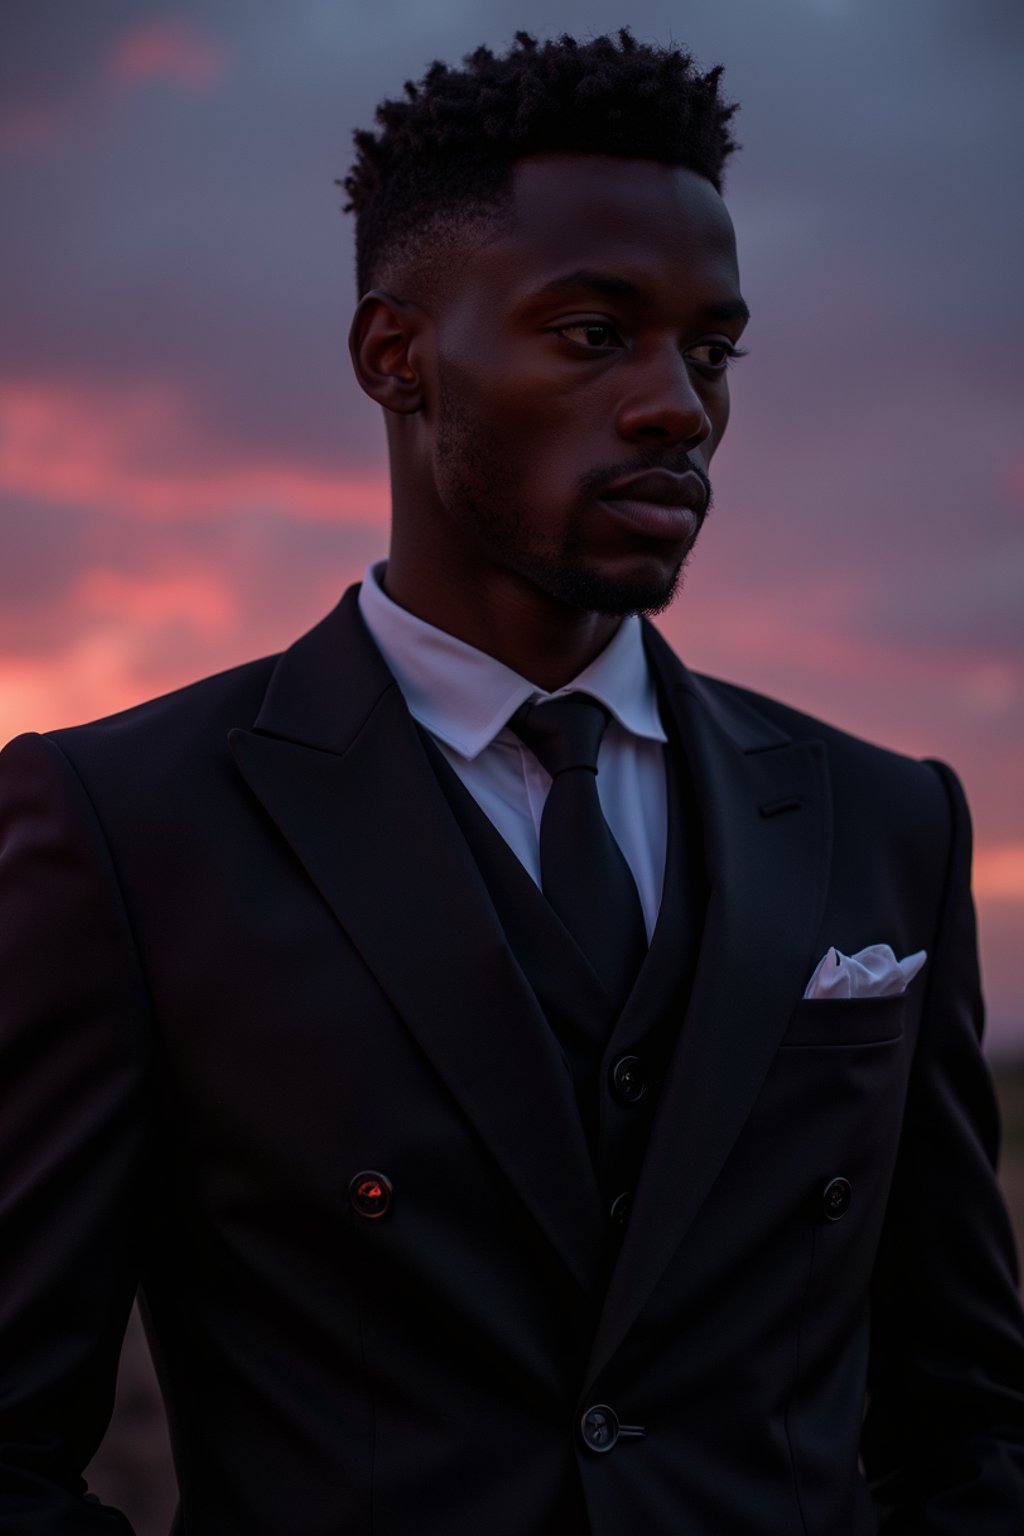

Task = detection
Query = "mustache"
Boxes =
[577,452,713,512]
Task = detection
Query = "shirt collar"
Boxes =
[358,560,667,761]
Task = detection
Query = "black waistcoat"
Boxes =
[419,695,708,1238]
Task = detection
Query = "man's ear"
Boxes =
[348,290,430,415]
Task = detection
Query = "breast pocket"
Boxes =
[779,993,907,1049]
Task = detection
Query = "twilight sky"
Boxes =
[2,0,1022,1048]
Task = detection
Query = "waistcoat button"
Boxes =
[821,1176,852,1222]
[609,1191,632,1229]
[610,1054,648,1104]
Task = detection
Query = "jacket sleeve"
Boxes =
[0,732,155,1534]
[863,758,1024,1530]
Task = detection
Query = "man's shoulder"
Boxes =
[0,585,377,822]
[0,651,282,816]
[21,586,376,779]
[686,668,959,823]
[0,651,297,877]
[645,621,940,783]
[692,670,901,755]
[52,651,278,761]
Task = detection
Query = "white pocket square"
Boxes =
[803,943,927,1001]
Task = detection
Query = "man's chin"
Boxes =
[529,554,688,619]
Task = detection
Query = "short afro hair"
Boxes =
[341,29,739,296]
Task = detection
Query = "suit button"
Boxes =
[579,1404,646,1453]
[609,1191,631,1230]
[580,1404,620,1453]
[349,1171,393,1219]
[821,1176,852,1222]
[610,1055,647,1104]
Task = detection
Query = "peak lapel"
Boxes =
[229,590,604,1295]
[587,631,833,1385]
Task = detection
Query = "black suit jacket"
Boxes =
[1,587,1023,1534]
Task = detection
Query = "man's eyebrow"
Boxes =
[535,269,649,302]
[534,269,750,323]
[702,298,751,323]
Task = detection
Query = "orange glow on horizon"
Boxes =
[0,638,166,745]
[975,845,1024,903]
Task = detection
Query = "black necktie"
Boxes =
[510,694,647,1013]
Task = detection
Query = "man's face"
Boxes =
[422,155,747,618]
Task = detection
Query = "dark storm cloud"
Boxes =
[1,0,375,467]
[2,0,1021,477]
[1,0,128,111]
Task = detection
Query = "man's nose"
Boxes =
[615,349,712,449]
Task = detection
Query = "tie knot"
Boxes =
[509,694,610,778]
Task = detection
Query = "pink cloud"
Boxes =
[0,104,64,154]
[107,18,227,90]
[1005,462,1024,501]
[661,577,982,699]
[75,568,237,637]
[0,381,388,524]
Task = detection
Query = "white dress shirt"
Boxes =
[357,562,668,939]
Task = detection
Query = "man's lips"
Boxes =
[602,469,708,510]
[597,469,708,543]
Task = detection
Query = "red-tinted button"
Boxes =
[349,1171,393,1219]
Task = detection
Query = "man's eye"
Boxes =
[557,322,623,349]
[686,341,747,371]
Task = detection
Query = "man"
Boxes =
[1,28,1023,1535]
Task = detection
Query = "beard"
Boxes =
[434,377,711,618]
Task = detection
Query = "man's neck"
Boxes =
[380,557,623,692]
